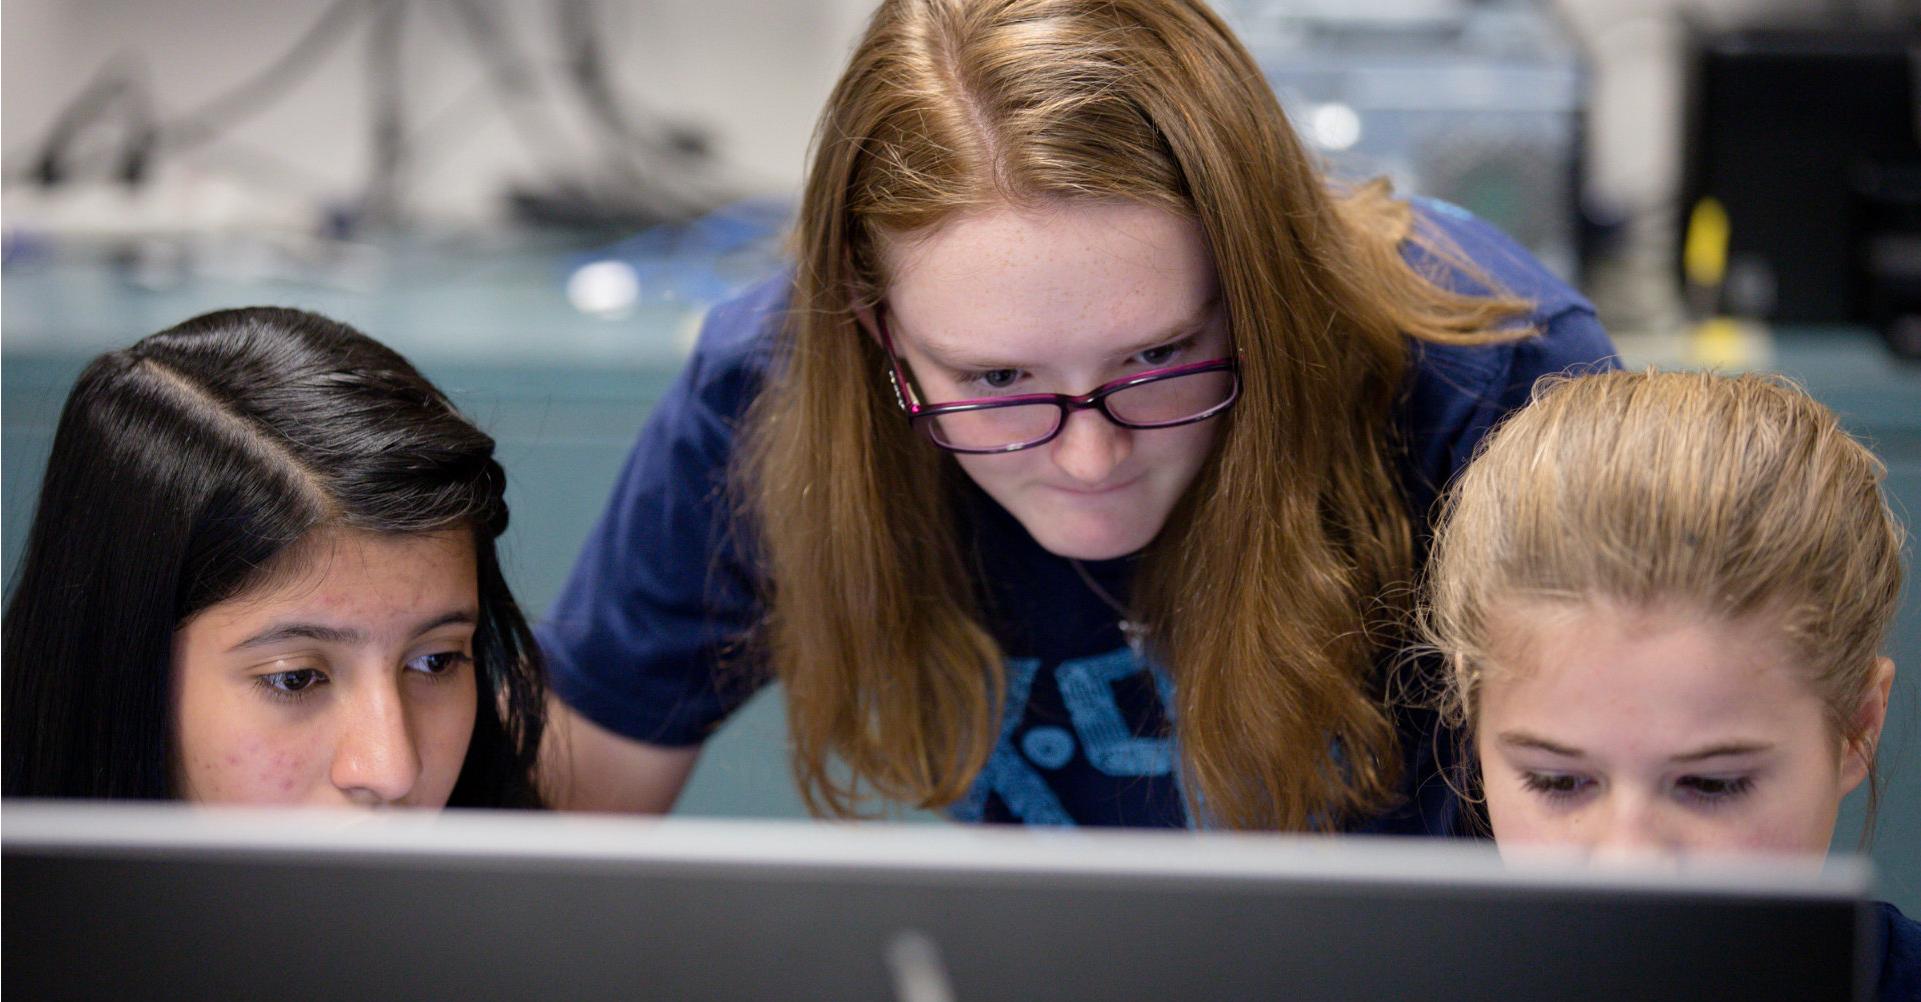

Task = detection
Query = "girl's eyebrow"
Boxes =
[231,623,362,651]
[916,298,1222,372]
[1107,298,1226,360]
[1669,741,1772,763]
[228,610,476,652]
[408,609,478,637]
[1496,731,1775,763]
[1495,731,1584,757]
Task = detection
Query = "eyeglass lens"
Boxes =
[925,368,1236,450]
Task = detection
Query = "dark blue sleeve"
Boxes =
[536,276,790,746]
[1365,201,1619,837]
[1396,198,1621,520]
[1877,902,1921,1002]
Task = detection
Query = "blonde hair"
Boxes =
[1424,370,1905,779]
[740,0,1532,828]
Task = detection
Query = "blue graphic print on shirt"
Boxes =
[1059,648,1178,776]
[952,648,1185,826]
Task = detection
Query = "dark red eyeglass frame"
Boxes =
[874,307,1242,455]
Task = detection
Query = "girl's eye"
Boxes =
[1675,775,1753,805]
[1520,771,1594,802]
[406,651,472,677]
[1135,336,1197,368]
[969,368,1024,391]
[256,668,327,701]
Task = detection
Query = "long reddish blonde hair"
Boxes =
[739,0,1530,828]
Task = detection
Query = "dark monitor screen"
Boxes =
[2,801,1877,1001]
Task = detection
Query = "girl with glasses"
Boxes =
[539,0,1616,831]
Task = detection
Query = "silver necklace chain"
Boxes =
[1069,558,1148,658]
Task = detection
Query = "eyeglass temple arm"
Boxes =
[873,309,923,412]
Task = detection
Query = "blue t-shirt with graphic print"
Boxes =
[537,199,1618,832]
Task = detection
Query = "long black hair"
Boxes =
[3,307,545,807]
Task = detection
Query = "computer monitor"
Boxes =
[3,801,1877,1000]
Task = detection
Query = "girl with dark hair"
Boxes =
[3,307,544,808]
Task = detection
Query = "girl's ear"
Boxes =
[845,262,880,343]
[850,298,881,344]
[1840,656,1895,793]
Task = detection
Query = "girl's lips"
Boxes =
[1048,476,1140,497]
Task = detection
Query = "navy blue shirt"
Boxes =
[539,199,1618,830]
[1879,901,1921,1002]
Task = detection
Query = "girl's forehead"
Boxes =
[1477,600,1827,737]
[881,201,1218,350]
[184,528,478,640]
[900,296,1224,372]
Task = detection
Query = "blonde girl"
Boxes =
[1421,370,1914,998]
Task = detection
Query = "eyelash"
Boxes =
[1519,771,1593,803]
[1674,775,1754,806]
[251,651,470,704]
[407,651,473,680]
[956,335,1202,392]
[1518,772,1756,807]
[254,668,328,704]
[1134,334,1199,367]
[962,367,1026,393]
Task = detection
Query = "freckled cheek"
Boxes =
[1719,806,1830,855]
[264,749,300,796]
[1485,800,1569,859]
[191,733,322,805]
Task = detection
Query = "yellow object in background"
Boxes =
[1684,196,1731,291]
[1682,196,1772,370]
[1689,316,1749,369]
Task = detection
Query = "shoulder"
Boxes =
[534,274,794,744]
[1399,197,1615,400]
[1402,195,1590,315]
[1390,199,1617,513]
[1877,902,1921,1002]
[673,270,794,422]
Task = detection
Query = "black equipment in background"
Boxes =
[1679,26,1921,358]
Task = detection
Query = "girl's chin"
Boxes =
[1026,518,1158,561]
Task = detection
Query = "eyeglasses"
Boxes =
[876,309,1241,454]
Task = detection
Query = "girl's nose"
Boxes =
[1588,792,1681,862]
[1049,408,1131,485]
[329,681,421,806]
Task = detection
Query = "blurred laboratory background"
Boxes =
[3,0,1918,904]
